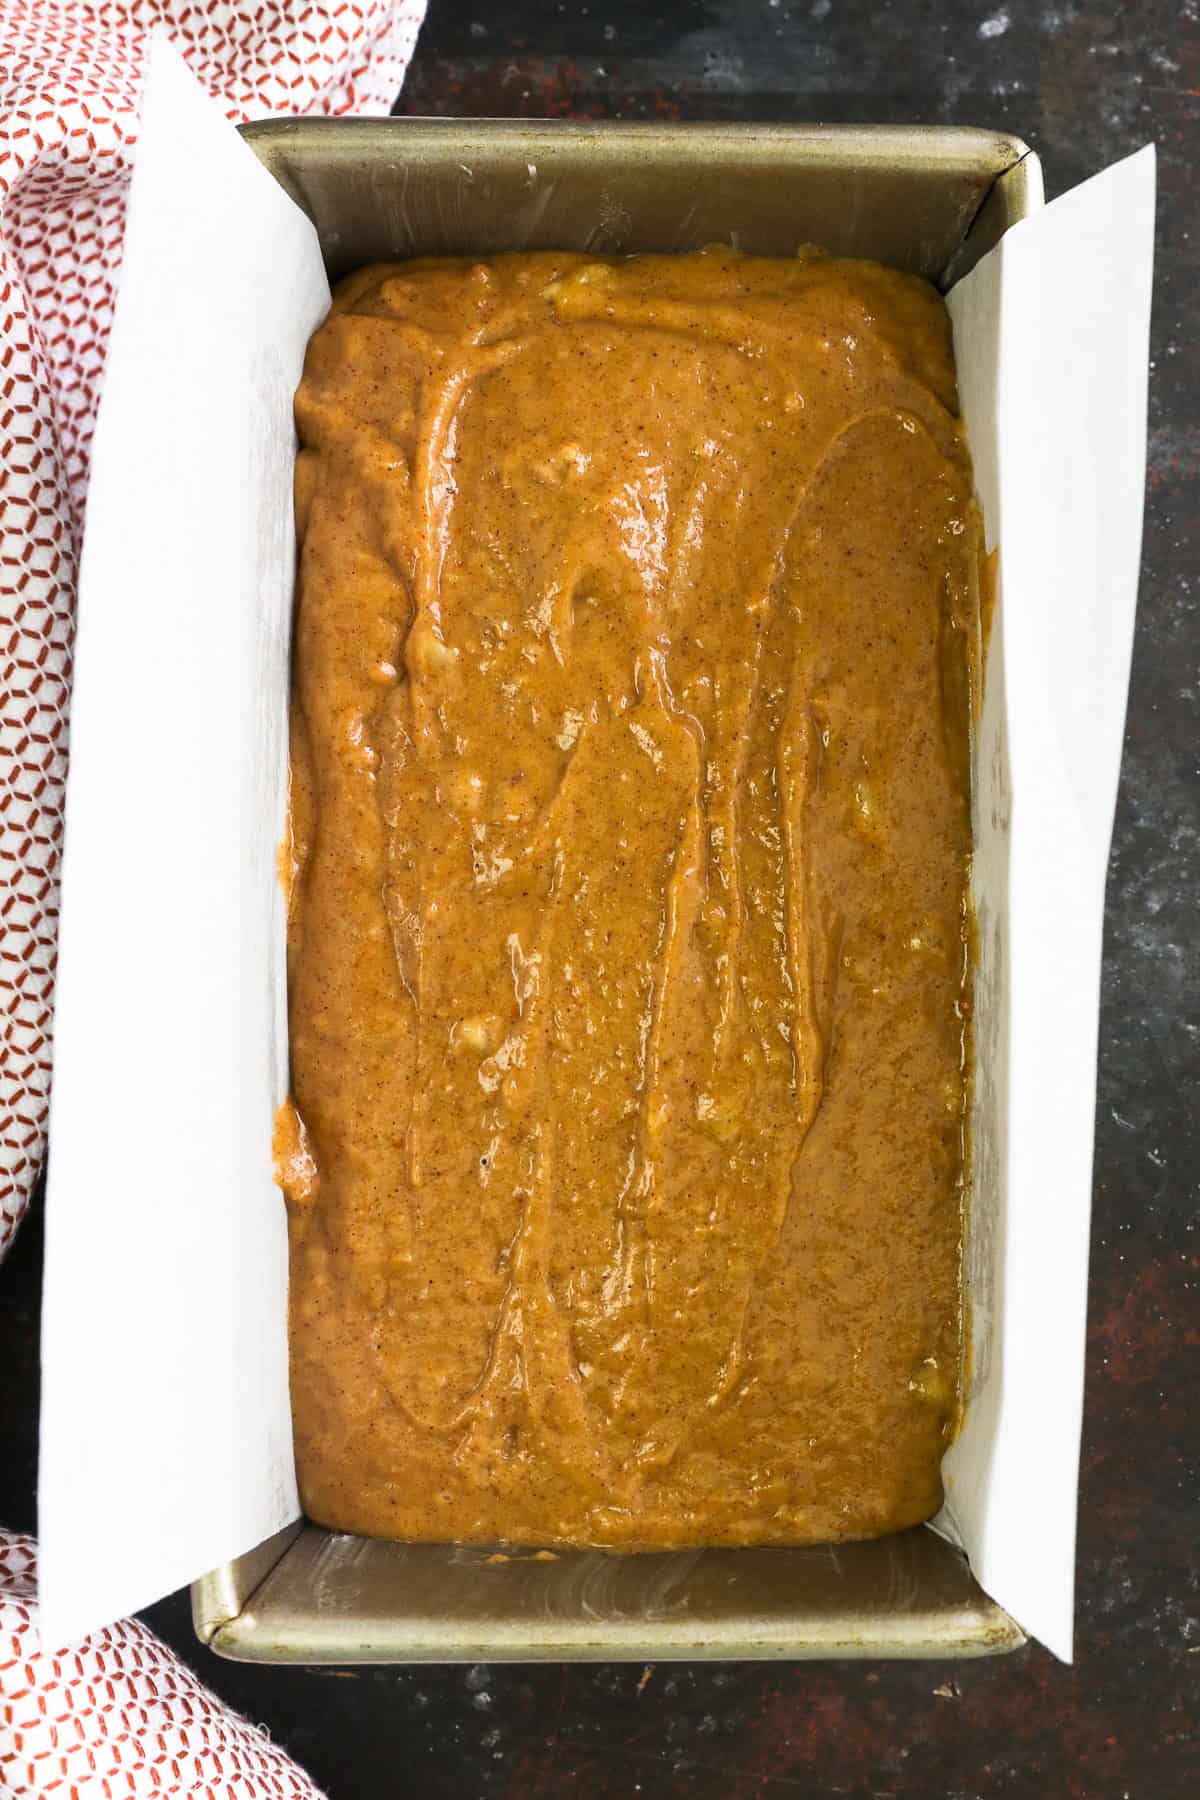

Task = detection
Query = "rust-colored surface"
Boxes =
[3,2,1195,1794]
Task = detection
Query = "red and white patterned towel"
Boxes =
[0,1532,325,1797]
[0,4,425,1791]
[0,0,426,1261]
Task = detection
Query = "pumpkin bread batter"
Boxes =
[280,248,976,1549]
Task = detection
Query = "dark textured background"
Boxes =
[2,1,1197,1794]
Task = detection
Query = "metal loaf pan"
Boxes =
[194,119,1042,1665]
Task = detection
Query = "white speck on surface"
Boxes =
[702,47,746,84]
[557,708,583,751]
[472,847,513,890]
[629,721,664,769]
[526,593,553,638]
[979,10,1010,37]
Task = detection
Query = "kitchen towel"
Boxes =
[1,1530,325,1797]
[1,5,425,1793]
[0,0,426,1260]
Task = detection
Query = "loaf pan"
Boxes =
[193,118,1041,1664]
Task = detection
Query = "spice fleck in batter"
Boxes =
[280,248,976,1548]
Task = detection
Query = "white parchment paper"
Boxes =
[39,37,329,1647]
[39,42,1154,1657]
[941,144,1155,1663]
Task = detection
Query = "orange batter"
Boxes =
[280,248,976,1549]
